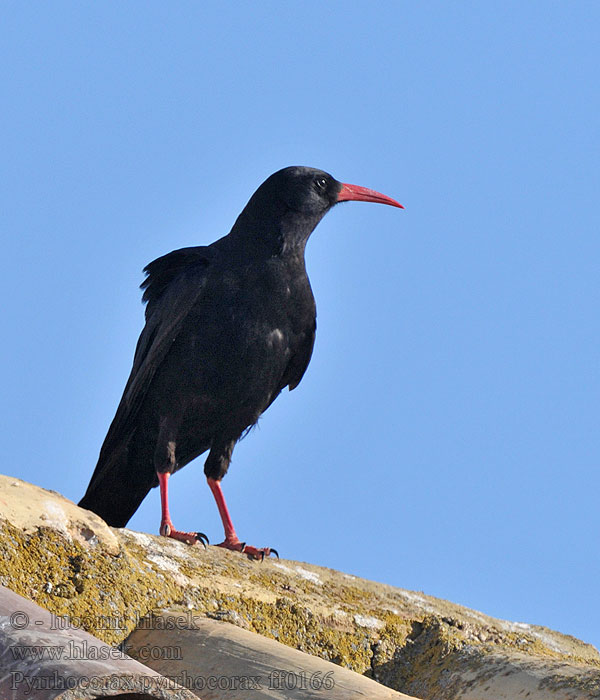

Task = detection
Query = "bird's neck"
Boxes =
[229,208,321,260]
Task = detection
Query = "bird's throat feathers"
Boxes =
[229,202,323,259]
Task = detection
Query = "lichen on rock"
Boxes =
[1,474,599,699]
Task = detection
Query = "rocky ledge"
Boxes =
[1,474,599,699]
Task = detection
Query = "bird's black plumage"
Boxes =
[79,166,401,546]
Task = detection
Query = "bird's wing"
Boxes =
[282,317,317,392]
[90,247,211,487]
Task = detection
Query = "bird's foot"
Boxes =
[217,537,278,561]
[159,521,209,547]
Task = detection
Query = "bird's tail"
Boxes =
[78,440,155,528]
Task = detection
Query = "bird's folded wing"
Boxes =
[283,317,317,392]
[90,255,211,488]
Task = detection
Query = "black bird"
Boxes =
[79,166,402,559]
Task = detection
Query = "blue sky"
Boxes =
[2,3,599,652]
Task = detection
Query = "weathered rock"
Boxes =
[0,585,196,700]
[127,613,412,699]
[1,474,599,699]
[374,615,600,699]
[0,475,119,554]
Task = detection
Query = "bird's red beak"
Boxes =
[336,183,404,209]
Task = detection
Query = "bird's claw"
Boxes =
[196,532,210,547]
[217,539,278,561]
[241,544,278,561]
[160,522,208,547]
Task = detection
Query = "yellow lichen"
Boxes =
[2,516,599,698]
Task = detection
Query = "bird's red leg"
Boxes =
[207,477,277,560]
[158,472,208,546]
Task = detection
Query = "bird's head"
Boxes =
[267,165,403,216]
[231,166,402,254]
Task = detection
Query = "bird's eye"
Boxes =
[315,177,328,191]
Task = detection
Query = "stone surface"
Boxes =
[127,613,413,699]
[0,475,119,553]
[0,585,196,700]
[1,474,599,699]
